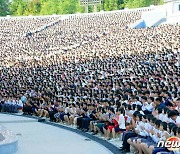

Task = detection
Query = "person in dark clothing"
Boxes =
[77,109,88,130]
[48,101,59,122]
[0,100,4,112]
[23,100,33,115]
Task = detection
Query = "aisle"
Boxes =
[0,114,112,154]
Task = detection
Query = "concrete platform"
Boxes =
[0,114,112,154]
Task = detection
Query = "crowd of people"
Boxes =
[0,7,180,154]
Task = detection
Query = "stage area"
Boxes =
[0,114,112,154]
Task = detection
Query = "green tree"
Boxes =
[39,1,49,15]
[16,3,24,15]
[124,0,164,8]
[10,0,27,16]
[124,0,152,8]
[40,0,58,15]
[77,6,85,13]
[104,0,118,11]
[8,0,165,16]
[23,0,41,15]
[117,0,125,9]
[152,0,164,5]
[0,0,9,16]
[62,0,79,14]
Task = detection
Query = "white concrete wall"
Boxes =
[141,7,166,27]
[166,12,180,23]
[172,1,180,13]
[165,1,180,16]
[131,1,180,28]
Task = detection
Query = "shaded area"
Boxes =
[0,133,5,142]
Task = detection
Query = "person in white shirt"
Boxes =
[161,107,170,123]
[141,96,153,114]
[175,99,180,112]
[139,119,161,154]
[147,121,170,154]
[111,107,126,140]
[118,108,126,130]
[125,104,133,124]
[14,97,23,113]
[175,115,180,126]
[136,105,145,115]
[157,107,164,121]
[6,97,13,112]
[132,97,142,106]
[127,113,143,152]
[168,110,180,126]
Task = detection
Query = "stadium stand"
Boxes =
[0,5,180,154]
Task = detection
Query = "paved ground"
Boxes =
[0,114,112,154]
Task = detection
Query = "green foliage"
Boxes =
[152,0,164,5]
[124,0,164,8]
[104,0,119,11]
[124,0,152,8]
[9,0,28,16]
[40,0,61,15]
[0,0,165,16]
[0,0,9,16]
[62,0,79,14]
[117,0,125,9]
[24,0,41,15]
